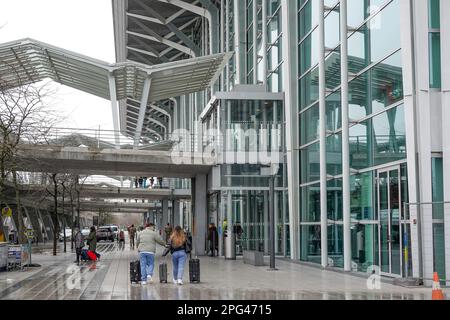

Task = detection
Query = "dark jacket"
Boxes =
[207,226,218,243]
[86,231,97,252]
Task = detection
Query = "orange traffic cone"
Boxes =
[432,272,445,300]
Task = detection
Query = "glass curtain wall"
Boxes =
[428,0,441,88]
[267,0,283,91]
[297,0,407,271]
[432,156,446,284]
[213,1,286,256]
[245,0,283,89]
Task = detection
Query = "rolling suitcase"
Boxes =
[87,250,97,261]
[130,260,141,284]
[189,256,200,283]
[159,261,168,283]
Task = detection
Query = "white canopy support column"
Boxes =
[134,76,152,148]
[108,74,121,148]
[318,0,328,269]
[341,0,351,272]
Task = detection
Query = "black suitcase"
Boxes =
[130,260,141,284]
[189,258,200,283]
[159,262,168,283]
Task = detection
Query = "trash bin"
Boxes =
[0,242,8,271]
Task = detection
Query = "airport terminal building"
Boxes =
[107,0,449,284]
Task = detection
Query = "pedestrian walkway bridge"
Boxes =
[15,144,213,178]
[13,127,215,178]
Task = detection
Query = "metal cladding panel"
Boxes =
[1,38,231,144]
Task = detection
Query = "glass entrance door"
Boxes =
[377,166,402,277]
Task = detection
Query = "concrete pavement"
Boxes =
[1,240,447,300]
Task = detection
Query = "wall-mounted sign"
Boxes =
[1,207,12,218]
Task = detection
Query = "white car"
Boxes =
[59,228,72,241]
[105,225,119,240]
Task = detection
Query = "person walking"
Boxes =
[129,224,137,250]
[73,226,84,264]
[207,223,218,257]
[164,223,173,243]
[136,223,166,285]
[118,229,125,251]
[168,226,191,285]
[86,226,97,258]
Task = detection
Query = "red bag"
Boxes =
[87,250,97,261]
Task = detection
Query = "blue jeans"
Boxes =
[139,252,155,281]
[172,250,187,281]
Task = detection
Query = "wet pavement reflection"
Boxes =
[0,242,440,300]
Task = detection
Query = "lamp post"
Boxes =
[261,164,278,271]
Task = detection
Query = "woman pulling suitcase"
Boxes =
[166,226,191,285]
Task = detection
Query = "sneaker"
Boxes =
[177,279,183,285]
[173,278,178,285]
[141,281,147,285]
[147,276,153,283]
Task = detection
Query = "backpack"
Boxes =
[185,238,192,254]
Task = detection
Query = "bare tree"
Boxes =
[0,57,59,244]
[0,90,58,243]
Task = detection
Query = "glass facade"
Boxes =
[123,0,446,278]
[432,157,446,284]
[428,0,441,88]
[297,0,408,273]
[244,0,283,90]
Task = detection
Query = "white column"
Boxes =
[414,0,434,283]
[225,0,231,90]
[174,98,178,131]
[399,0,420,279]
[440,0,450,282]
[134,76,152,148]
[318,0,328,268]
[281,0,300,260]
[162,199,169,229]
[340,0,351,272]
[108,74,121,147]
[220,0,225,91]
[252,0,258,84]
[234,0,242,84]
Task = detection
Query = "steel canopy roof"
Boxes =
[0,38,232,103]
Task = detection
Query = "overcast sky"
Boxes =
[0,0,116,131]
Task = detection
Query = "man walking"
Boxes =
[207,223,219,257]
[73,226,84,264]
[129,224,137,250]
[136,223,166,284]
